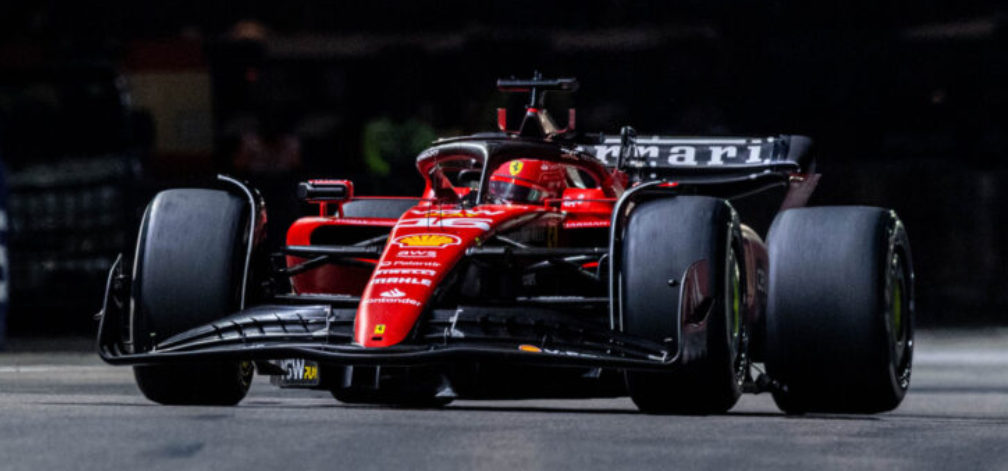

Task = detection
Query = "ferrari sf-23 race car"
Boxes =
[96,76,913,414]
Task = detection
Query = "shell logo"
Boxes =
[392,233,461,248]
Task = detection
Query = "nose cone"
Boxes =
[355,239,467,347]
[354,205,538,347]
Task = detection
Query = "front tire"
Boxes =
[131,189,255,406]
[622,196,748,414]
[765,206,913,414]
[135,362,254,406]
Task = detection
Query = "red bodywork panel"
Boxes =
[288,198,773,351]
[356,204,549,346]
[289,203,557,347]
[284,137,783,352]
[287,216,395,296]
[557,188,614,228]
[288,151,624,348]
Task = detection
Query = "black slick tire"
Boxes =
[622,196,748,414]
[131,189,254,406]
[765,206,913,414]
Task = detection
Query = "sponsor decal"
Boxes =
[373,277,432,286]
[590,139,770,167]
[398,218,493,231]
[392,233,461,248]
[271,358,320,387]
[380,288,406,298]
[509,160,524,175]
[364,297,424,307]
[376,268,437,276]
[397,249,438,259]
[391,260,441,268]
[331,218,396,225]
[564,220,611,228]
[374,324,386,335]
[409,209,505,217]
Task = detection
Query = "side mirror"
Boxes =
[297,180,353,201]
[297,180,354,217]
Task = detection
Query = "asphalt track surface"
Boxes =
[2,330,1008,471]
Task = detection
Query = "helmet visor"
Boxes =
[489,179,543,204]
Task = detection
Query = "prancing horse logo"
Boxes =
[509,160,523,176]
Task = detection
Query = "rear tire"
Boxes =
[131,189,255,406]
[765,206,913,414]
[622,196,748,414]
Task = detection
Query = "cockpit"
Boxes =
[424,158,604,206]
[415,139,619,206]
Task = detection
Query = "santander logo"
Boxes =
[380,288,406,298]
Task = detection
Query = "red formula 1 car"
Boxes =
[97,76,913,414]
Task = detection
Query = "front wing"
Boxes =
[96,258,684,372]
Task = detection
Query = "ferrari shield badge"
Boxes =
[509,160,523,176]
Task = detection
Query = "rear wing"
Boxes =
[583,134,814,179]
[584,134,818,232]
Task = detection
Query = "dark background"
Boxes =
[0,0,1004,339]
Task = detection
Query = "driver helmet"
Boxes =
[488,159,565,204]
